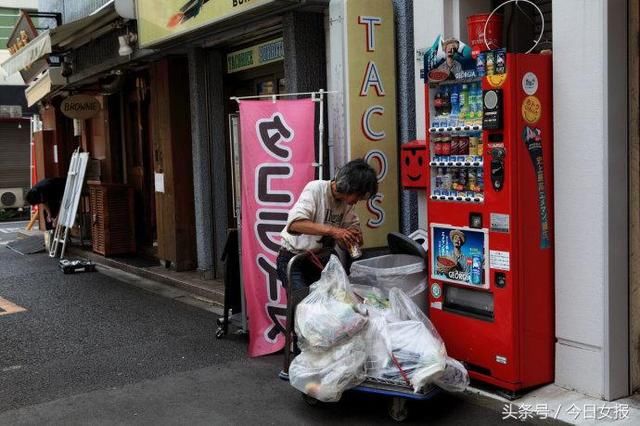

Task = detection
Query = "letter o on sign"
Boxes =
[60,95,102,120]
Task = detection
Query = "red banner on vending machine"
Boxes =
[239,99,316,357]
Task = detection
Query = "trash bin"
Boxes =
[350,233,428,314]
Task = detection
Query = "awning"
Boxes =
[25,67,65,107]
[0,4,119,77]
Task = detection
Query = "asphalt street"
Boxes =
[0,245,552,425]
[0,220,28,246]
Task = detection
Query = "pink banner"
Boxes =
[239,99,316,357]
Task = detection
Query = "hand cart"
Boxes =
[278,249,440,422]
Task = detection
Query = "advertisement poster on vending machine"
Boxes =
[431,224,489,288]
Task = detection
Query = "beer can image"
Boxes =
[495,48,506,74]
[476,52,486,76]
[471,255,482,285]
[485,50,495,76]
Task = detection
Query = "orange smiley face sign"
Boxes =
[522,96,542,124]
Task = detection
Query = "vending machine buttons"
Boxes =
[490,147,506,191]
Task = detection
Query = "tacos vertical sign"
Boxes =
[330,0,399,248]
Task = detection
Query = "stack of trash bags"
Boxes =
[289,255,469,402]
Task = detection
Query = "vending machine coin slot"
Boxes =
[469,212,483,229]
[495,272,507,288]
[490,147,506,191]
[482,89,503,129]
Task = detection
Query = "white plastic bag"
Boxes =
[379,288,447,392]
[289,335,367,402]
[434,357,470,392]
[295,255,368,351]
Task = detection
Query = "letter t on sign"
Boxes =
[358,16,382,52]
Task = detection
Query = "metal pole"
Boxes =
[231,90,337,102]
[317,89,325,180]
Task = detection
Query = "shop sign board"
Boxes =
[239,99,316,357]
[227,38,284,73]
[137,0,285,47]
[333,0,399,248]
[61,95,101,120]
[6,10,48,84]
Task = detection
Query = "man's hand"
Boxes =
[331,227,360,248]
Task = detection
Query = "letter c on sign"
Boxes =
[361,105,385,141]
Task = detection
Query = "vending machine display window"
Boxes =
[430,224,489,289]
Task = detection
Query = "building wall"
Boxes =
[38,0,109,23]
[553,0,628,400]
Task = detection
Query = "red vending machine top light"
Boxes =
[423,47,554,394]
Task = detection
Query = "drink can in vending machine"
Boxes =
[451,136,459,155]
[468,136,479,155]
[442,136,452,155]
[459,136,470,155]
[434,135,442,155]
[468,168,477,190]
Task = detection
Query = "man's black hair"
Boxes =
[25,188,42,206]
[333,159,379,199]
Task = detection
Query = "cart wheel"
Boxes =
[301,393,319,406]
[215,327,225,339]
[388,397,408,422]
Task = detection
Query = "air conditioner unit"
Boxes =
[0,188,25,208]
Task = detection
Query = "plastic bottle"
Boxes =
[472,84,482,126]
[434,89,442,119]
[459,84,469,126]
[443,86,451,116]
[449,85,460,127]
[469,83,477,124]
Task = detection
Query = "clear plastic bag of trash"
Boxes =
[434,357,470,392]
[389,288,447,391]
[295,255,368,351]
[351,284,390,309]
[362,288,447,392]
[289,334,367,402]
[350,254,427,305]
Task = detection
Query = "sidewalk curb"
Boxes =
[66,246,225,308]
[96,263,224,316]
[458,384,640,425]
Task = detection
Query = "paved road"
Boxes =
[0,220,28,246]
[0,248,552,425]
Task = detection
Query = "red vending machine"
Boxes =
[423,47,554,394]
